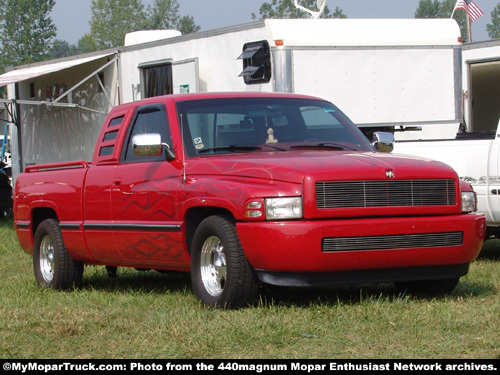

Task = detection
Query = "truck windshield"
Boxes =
[176,97,374,157]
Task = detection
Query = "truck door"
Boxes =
[111,103,187,266]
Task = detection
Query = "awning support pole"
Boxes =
[53,57,118,105]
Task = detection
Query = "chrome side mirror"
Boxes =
[132,133,175,160]
[372,131,394,153]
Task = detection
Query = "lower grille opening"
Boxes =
[322,232,463,252]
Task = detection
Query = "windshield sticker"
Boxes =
[324,107,336,113]
[194,137,204,149]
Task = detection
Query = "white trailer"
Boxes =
[394,39,500,237]
[0,18,465,188]
[119,18,463,139]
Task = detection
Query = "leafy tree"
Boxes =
[252,0,346,20]
[46,39,81,60]
[82,0,147,51]
[0,0,57,69]
[80,0,200,52]
[176,15,200,34]
[415,0,467,41]
[487,2,500,39]
[146,0,200,33]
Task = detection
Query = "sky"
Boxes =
[52,0,498,45]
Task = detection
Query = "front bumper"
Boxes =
[237,213,485,284]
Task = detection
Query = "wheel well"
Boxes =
[184,207,234,254]
[32,207,58,237]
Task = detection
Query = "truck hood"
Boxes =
[187,150,458,183]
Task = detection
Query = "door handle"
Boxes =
[112,179,123,191]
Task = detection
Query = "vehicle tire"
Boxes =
[395,278,459,295]
[190,215,259,308]
[33,218,83,290]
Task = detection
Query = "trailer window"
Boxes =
[141,63,173,98]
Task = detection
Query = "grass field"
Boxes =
[1,218,499,359]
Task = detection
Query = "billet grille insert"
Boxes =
[316,179,456,209]
[322,232,463,252]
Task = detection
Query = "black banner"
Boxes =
[1,359,498,374]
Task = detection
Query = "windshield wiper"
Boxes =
[289,142,358,151]
[261,144,287,151]
[198,144,261,153]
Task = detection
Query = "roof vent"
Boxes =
[238,40,271,85]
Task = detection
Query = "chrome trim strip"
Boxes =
[83,223,181,232]
[59,223,81,230]
[15,221,30,229]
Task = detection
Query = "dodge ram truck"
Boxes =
[14,92,485,308]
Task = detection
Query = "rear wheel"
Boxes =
[395,278,459,295]
[190,215,259,308]
[33,219,83,290]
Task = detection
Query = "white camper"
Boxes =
[119,18,463,138]
[394,39,500,237]
[0,17,465,191]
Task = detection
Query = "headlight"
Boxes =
[265,197,303,220]
[461,191,477,213]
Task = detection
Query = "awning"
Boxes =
[0,52,116,87]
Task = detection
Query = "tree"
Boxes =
[252,0,346,20]
[82,0,147,51]
[80,0,200,52]
[0,0,57,69]
[175,15,200,34]
[146,0,200,34]
[487,3,500,39]
[46,39,81,60]
[415,0,467,41]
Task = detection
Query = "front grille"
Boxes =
[322,232,463,252]
[316,179,456,209]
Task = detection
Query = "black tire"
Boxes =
[33,218,83,290]
[395,278,459,295]
[190,215,259,308]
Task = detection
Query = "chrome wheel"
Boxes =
[200,235,227,297]
[191,215,258,308]
[33,219,83,290]
[39,235,55,283]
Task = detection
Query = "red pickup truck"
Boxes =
[14,92,485,308]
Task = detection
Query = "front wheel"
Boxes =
[33,218,83,290]
[190,215,259,308]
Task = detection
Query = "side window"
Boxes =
[140,63,173,98]
[122,104,172,162]
[238,40,271,85]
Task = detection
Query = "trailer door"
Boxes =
[486,123,500,226]
[466,60,500,132]
[173,58,199,94]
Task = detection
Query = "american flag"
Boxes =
[453,0,484,22]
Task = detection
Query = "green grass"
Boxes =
[1,218,499,359]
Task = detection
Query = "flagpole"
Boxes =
[467,13,471,42]
[451,0,459,18]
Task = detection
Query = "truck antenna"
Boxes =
[294,0,326,19]
[180,113,187,185]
